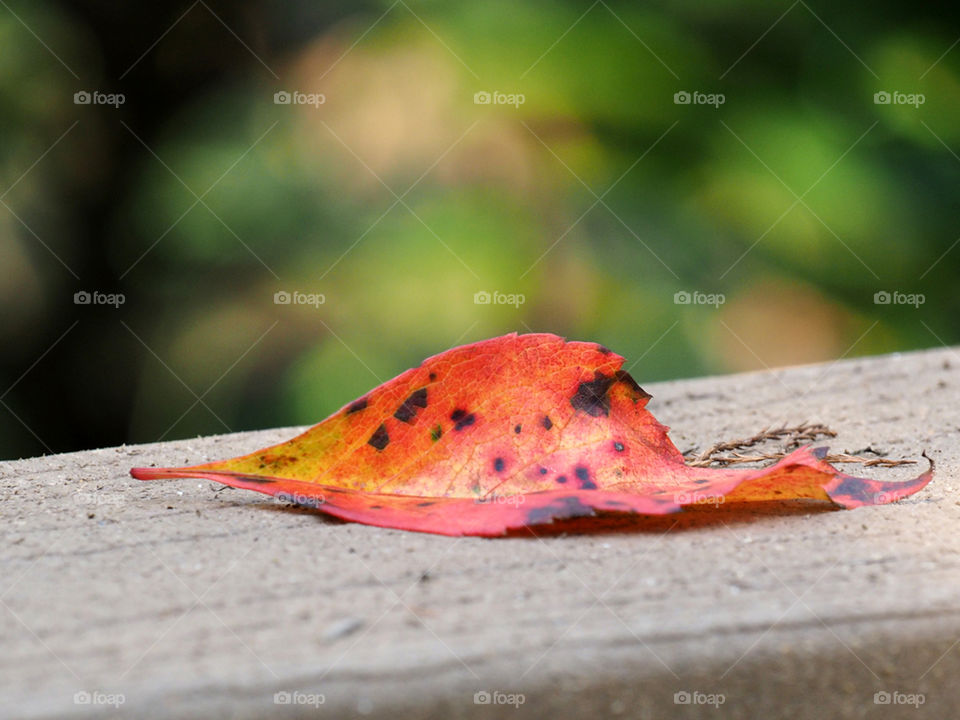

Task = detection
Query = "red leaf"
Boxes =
[131,333,933,536]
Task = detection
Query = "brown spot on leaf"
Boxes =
[575,465,596,489]
[346,398,368,414]
[368,424,390,451]
[614,370,650,400]
[570,372,616,417]
[832,478,873,504]
[525,496,594,524]
[394,388,428,424]
[451,408,476,431]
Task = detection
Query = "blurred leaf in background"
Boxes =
[0,0,957,459]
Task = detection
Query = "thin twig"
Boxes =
[685,423,835,467]
[693,451,915,468]
[683,423,914,468]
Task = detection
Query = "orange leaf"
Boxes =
[131,333,932,536]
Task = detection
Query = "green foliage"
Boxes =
[0,0,957,457]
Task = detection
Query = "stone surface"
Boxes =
[1,347,957,719]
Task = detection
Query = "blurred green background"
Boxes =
[1,0,957,459]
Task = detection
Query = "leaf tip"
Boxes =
[824,451,934,508]
[130,466,186,481]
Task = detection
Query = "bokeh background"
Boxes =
[1,0,957,460]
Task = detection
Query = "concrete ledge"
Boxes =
[1,347,957,719]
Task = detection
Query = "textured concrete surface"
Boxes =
[1,347,958,719]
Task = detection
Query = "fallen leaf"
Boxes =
[131,333,933,536]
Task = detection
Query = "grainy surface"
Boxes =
[1,347,957,719]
